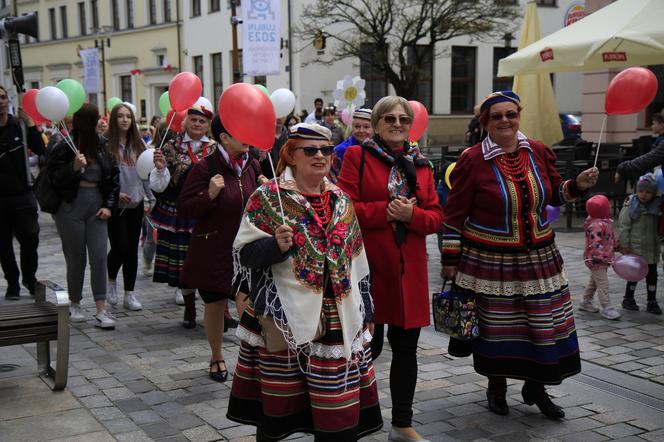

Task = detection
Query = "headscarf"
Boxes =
[480,90,521,113]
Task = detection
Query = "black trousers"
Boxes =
[624,263,658,301]
[107,205,143,291]
[371,323,421,428]
[0,193,39,287]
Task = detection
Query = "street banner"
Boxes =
[80,48,100,94]
[241,0,281,76]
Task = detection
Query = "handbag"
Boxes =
[33,166,61,214]
[432,279,478,341]
[258,312,326,353]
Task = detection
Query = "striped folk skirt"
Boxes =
[456,242,581,385]
[150,197,195,288]
[227,297,383,441]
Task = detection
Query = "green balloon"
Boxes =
[255,84,269,96]
[106,97,122,112]
[56,79,86,116]
[159,91,171,116]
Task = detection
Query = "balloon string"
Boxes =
[266,154,286,224]
[58,121,79,155]
[593,114,608,169]
[157,112,176,151]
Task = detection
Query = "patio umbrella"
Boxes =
[498,0,664,76]
[512,0,563,147]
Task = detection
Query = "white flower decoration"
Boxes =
[332,75,366,109]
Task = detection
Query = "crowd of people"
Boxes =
[3,83,664,441]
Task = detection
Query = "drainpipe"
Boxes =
[176,0,182,72]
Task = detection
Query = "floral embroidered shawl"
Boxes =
[234,167,370,360]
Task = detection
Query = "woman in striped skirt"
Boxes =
[228,123,382,441]
[441,91,599,419]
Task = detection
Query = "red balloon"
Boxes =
[168,72,202,112]
[219,83,276,150]
[605,67,658,115]
[165,109,186,133]
[408,100,429,142]
[612,254,648,281]
[23,89,48,123]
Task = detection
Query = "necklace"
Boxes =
[301,191,332,226]
[494,149,529,182]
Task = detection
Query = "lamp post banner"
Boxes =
[81,48,100,94]
[241,0,281,76]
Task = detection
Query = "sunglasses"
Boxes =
[381,115,412,125]
[489,111,520,121]
[296,145,334,157]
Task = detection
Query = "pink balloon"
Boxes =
[219,83,276,151]
[605,67,658,115]
[408,100,429,141]
[169,72,202,112]
[341,108,352,126]
[612,254,648,281]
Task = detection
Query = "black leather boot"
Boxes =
[486,376,509,415]
[522,381,564,419]
[182,293,196,329]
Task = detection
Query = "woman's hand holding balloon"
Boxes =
[153,150,166,170]
[275,224,294,253]
[576,167,599,190]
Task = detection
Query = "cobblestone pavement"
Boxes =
[1,214,664,441]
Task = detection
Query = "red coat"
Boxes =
[177,150,260,293]
[337,146,443,329]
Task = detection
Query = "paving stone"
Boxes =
[125,380,156,394]
[115,398,151,413]
[139,390,172,405]
[182,424,221,441]
[166,413,206,430]
[595,423,643,439]
[103,417,141,434]
[641,429,664,442]
[114,430,153,441]
[445,427,491,440]
[79,394,114,408]
[103,387,136,401]
[129,409,164,425]
[91,406,126,421]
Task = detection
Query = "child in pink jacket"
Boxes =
[581,195,621,320]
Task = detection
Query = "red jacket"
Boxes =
[337,145,443,329]
[177,149,260,293]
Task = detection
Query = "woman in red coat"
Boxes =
[337,96,443,442]
[177,115,261,382]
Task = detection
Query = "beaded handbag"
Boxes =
[432,279,479,341]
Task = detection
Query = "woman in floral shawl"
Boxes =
[227,123,383,441]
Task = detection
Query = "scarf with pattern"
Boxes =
[233,167,370,360]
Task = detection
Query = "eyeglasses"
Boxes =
[296,145,334,157]
[381,115,412,125]
[489,111,520,121]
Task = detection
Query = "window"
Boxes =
[359,43,388,107]
[126,0,134,28]
[451,46,477,113]
[111,0,120,30]
[407,45,433,111]
[60,6,68,39]
[209,0,221,12]
[91,0,99,30]
[191,0,201,17]
[30,81,40,89]
[120,75,132,102]
[157,54,165,66]
[163,0,172,22]
[148,0,157,24]
[78,3,87,35]
[537,0,557,6]
[88,93,98,105]
[493,47,516,92]
[49,8,57,40]
[193,55,204,91]
[211,53,222,109]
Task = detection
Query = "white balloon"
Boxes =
[123,101,137,117]
[270,88,296,118]
[136,148,155,180]
[36,86,70,122]
[195,96,213,113]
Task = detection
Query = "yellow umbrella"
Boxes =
[512,0,563,147]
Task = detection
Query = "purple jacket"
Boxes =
[177,149,260,293]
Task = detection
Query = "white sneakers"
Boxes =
[174,289,185,305]
[579,300,599,313]
[123,292,143,311]
[107,280,118,306]
[94,310,116,329]
[600,306,621,320]
[69,303,86,322]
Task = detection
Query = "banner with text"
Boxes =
[242,0,281,76]
[80,48,100,94]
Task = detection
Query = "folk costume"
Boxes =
[227,124,382,441]
[442,126,584,384]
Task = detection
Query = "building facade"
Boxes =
[7,0,182,119]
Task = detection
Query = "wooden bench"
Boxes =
[0,281,70,390]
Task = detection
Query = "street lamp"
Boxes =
[91,25,113,108]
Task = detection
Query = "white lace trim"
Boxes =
[307,335,366,359]
[235,325,265,348]
[455,267,568,297]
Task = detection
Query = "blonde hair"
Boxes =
[371,96,413,128]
